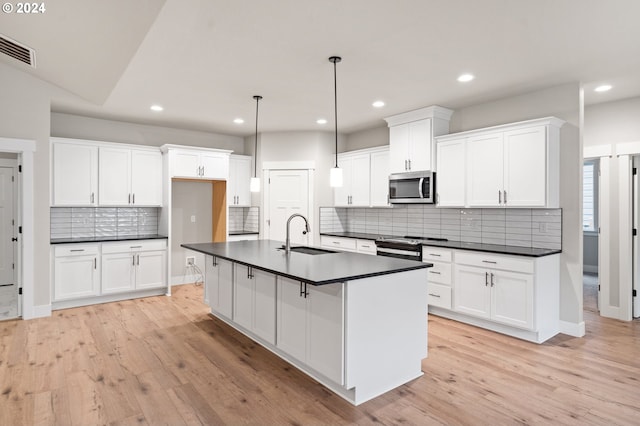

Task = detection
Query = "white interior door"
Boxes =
[0,165,17,320]
[633,156,639,318]
[266,170,309,245]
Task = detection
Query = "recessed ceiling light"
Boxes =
[150,104,163,112]
[316,118,328,124]
[595,84,612,92]
[372,100,385,108]
[233,118,244,124]
[457,74,475,82]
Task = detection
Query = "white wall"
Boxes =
[344,126,388,152]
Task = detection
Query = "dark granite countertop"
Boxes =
[51,234,168,244]
[228,231,260,236]
[182,239,431,286]
[320,232,561,258]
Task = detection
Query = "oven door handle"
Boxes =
[418,178,424,199]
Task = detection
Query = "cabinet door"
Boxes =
[54,255,99,300]
[490,270,534,329]
[52,142,98,206]
[252,268,276,344]
[233,264,254,330]
[204,255,219,307]
[389,124,410,173]
[201,153,229,179]
[131,150,162,206]
[467,133,504,207]
[172,152,200,178]
[99,147,131,206]
[333,154,351,206]
[231,156,252,206]
[504,126,546,207]
[306,283,344,385]
[101,252,135,294]
[276,277,307,361]
[436,138,466,207]
[135,250,166,289]
[217,258,234,318]
[349,154,371,206]
[370,149,390,206]
[407,119,432,171]
[453,265,491,319]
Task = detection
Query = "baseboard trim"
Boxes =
[583,265,598,274]
[30,304,52,319]
[559,320,586,337]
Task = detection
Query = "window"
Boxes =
[583,161,597,232]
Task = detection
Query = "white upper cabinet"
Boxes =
[435,138,466,207]
[228,155,252,206]
[370,148,390,206]
[164,145,231,180]
[51,140,98,206]
[385,106,453,174]
[334,152,370,207]
[436,117,564,209]
[98,147,162,206]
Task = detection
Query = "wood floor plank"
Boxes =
[2,283,640,425]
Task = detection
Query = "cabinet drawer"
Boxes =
[455,251,533,274]
[422,247,452,263]
[320,236,357,252]
[426,261,452,285]
[428,283,452,309]
[102,239,167,254]
[356,239,376,255]
[54,244,99,257]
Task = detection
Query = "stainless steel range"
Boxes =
[375,236,448,261]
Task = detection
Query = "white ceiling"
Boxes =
[2,0,640,136]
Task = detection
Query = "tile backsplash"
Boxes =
[51,207,159,239]
[320,205,562,250]
[229,206,259,233]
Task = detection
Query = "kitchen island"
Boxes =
[182,239,431,405]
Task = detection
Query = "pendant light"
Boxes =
[250,95,262,192]
[329,56,343,188]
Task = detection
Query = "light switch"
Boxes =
[191,215,196,223]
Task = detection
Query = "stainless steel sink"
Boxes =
[278,246,336,255]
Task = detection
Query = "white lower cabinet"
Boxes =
[233,264,276,344]
[277,277,344,384]
[205,256,234,319]
[101,240,167,294]
[53,244,100,301]
[320,235,376,256]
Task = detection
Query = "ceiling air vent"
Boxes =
[0,34,36,68]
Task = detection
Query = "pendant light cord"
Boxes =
[330,56,341,168]
[253,95,262,178]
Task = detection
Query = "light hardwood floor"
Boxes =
[1,284,639,425]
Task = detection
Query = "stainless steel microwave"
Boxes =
[389,171,435,204]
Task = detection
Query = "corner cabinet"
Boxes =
[435,117,564,208]
[163,145,232,180]
[333,147,390,207]
[385,105,453,174]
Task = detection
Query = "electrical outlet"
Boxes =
[186,256,195,266]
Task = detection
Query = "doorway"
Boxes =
[583,159,599,313]
[0,157,18,320]
[264,168,312,245]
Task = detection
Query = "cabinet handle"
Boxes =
[485,272,489,286]
[94,258,97,269]
[429,253,441,257]
[361,245,370,248]
[429,271,441,275]
[137,254,140,265]
[212,256,217,267]
[482,260,497,264]
[70,249,85,252]
[503,190,507,204]
[428,293,441,298]
[128,193,131,204]
[404,160,408,170]
[436,193,440,205]
[130,245,142,248]
[91,193,95,204]
[201,166,205,176]
[332,241,340,245]
[490,273,495,287]
[498,190,502,204]
[408,159,411,170]
[299,281,304,297]
[132,194,135,204]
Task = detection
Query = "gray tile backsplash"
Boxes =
[51,207,159,239]
[229,207,260,233]
[319,205,562,250]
